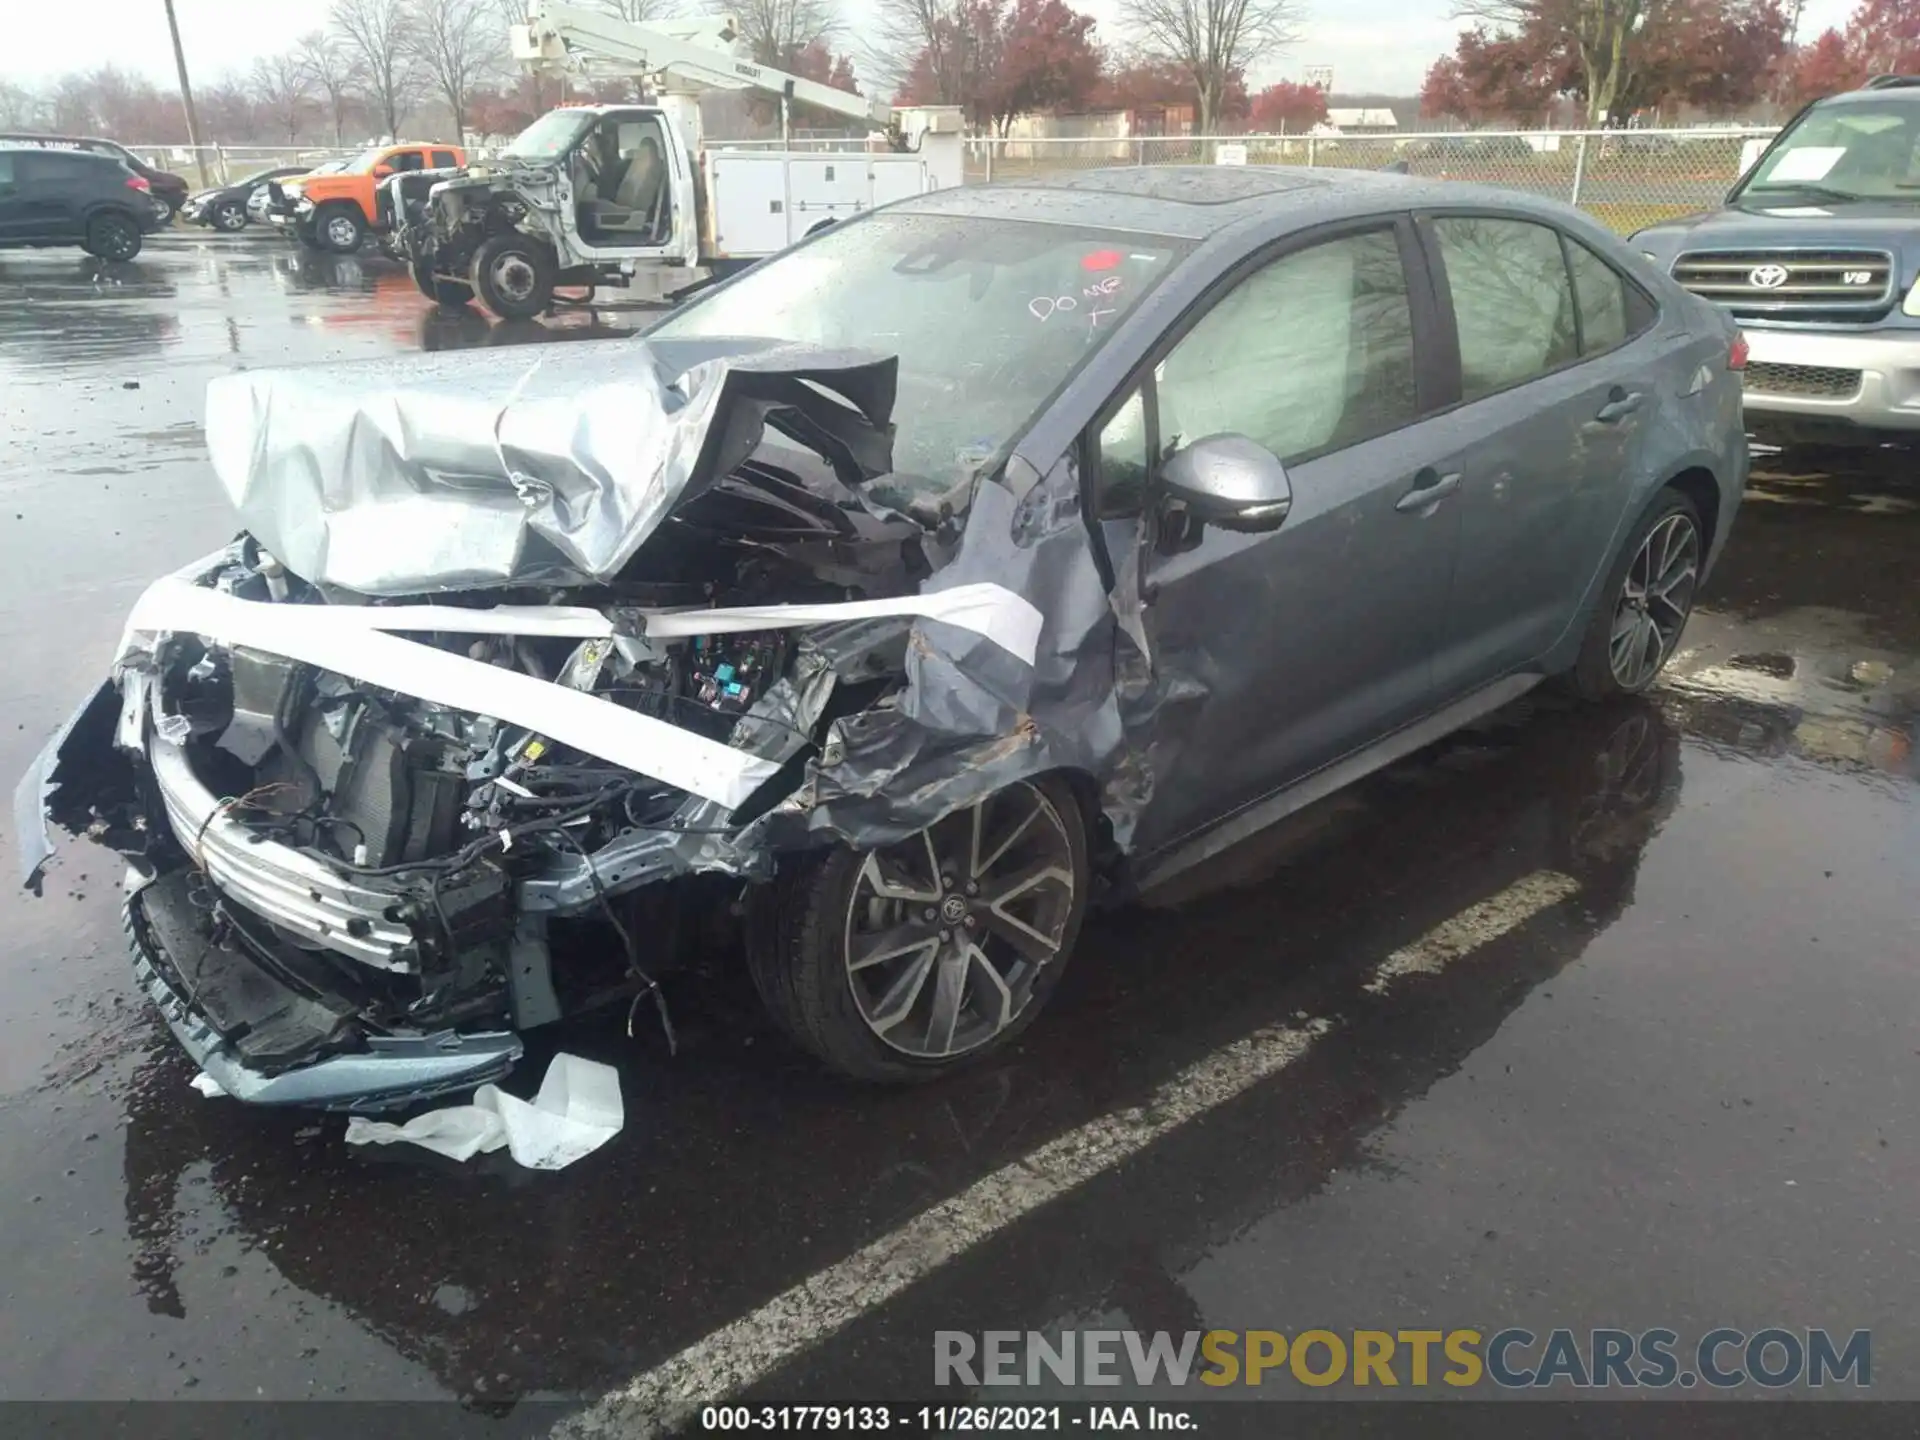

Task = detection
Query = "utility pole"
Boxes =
[161,0,208,188]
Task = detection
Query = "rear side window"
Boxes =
[431,149,457,169]
[1433,217,1578,401]
[0,153,14,185]
[23,152,109,184]
[1564,237,1653,355]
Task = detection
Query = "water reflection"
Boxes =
[113,696,1681,1402]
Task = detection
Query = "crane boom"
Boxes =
[512,1,896,135]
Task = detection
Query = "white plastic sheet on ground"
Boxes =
[343,1053,624,1170]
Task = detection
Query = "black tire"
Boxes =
[1569,488,1704,701]
[746,775,1092,1083]
[154,196,179,224]
[470,233,556,320]
[410,250,473,307]
[83,211,142,261]
[210,198,248,232]
[313,201,366,254]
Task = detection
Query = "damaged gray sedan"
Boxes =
[17,168,1748,1107]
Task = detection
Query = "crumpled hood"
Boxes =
[204,336,899,596]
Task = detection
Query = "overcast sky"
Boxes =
[0,0,1865,97]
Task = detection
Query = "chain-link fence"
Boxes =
[138,127,1779,233]
[967,128,1777,235]
[123,144,349,188]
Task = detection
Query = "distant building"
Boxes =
[1325,107,1399,134]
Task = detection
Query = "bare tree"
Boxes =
[0,78,41,129]
[410,0,497,141]
[297,31,357,143]
[252,52,316,142]
[331,0,420,139]
[590,0,680,20]
[870,0,998,108]
[1120,0,1300,133]
[735,0,840,63]
[1454,0,1661,125]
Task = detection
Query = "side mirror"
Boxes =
[1160,433,1293,533]
[372,164,394,179]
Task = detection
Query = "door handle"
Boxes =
[1594,387,1644,423]
[1395,468,1462,513]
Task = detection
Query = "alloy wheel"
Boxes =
[843,782,1077,1060]
[1608,512,1698,690]
[214,201,246,231]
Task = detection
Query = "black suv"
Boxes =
[0,133,189,220]
[0,144,167,259]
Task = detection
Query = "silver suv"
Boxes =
[1634,76,1920,448]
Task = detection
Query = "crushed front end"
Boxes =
[16,337,1046,1107]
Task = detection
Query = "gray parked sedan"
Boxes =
[18,166,1747,1107]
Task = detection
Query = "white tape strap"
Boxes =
[120,578,1043,811]
[205,583,1046,664]
[127,579,779,809]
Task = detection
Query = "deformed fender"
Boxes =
[788,449,1147,850]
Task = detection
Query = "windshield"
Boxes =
[649,212,1190,494]
[1739,100,1920,202]
[344,145,395,174]
[504,110,596,160]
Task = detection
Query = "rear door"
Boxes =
[1092,218,1463,853]
[10,152,89,238]
[1414,212,1661,694]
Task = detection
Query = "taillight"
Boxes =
[1729,333,1749,371]
[126,175,151,191]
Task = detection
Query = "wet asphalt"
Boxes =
[0,231,1914,1419]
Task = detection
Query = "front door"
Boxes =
[1098,222,1464,854]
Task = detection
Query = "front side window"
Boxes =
[1434,217,1577,400]
[1153,228,1417,465]
[650,212,1191,497]
[1739,101,1920,201]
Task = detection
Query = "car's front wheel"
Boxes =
[83,211,142,261]
[470,233,556,320]
[748,776,1091,1081]
[1570,488,1703,700]
[211,198,248,232]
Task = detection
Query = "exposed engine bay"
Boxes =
[20,336,1091,1108]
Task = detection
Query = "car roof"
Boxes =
[1817,83,1920,106]
[0,141,121,160]
[894,164,1581,240]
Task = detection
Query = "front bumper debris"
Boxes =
[129,870,520,1109]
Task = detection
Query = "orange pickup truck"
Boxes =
[268,141,466,253]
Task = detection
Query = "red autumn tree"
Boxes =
[981,0,1102,135]
[1775,0,1920,109]
[1424,0,1788,125]
[897,0,1101,132]
[1248,79,1328,131]
[1781,28,1866,103]
[1420,25,1572,126]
